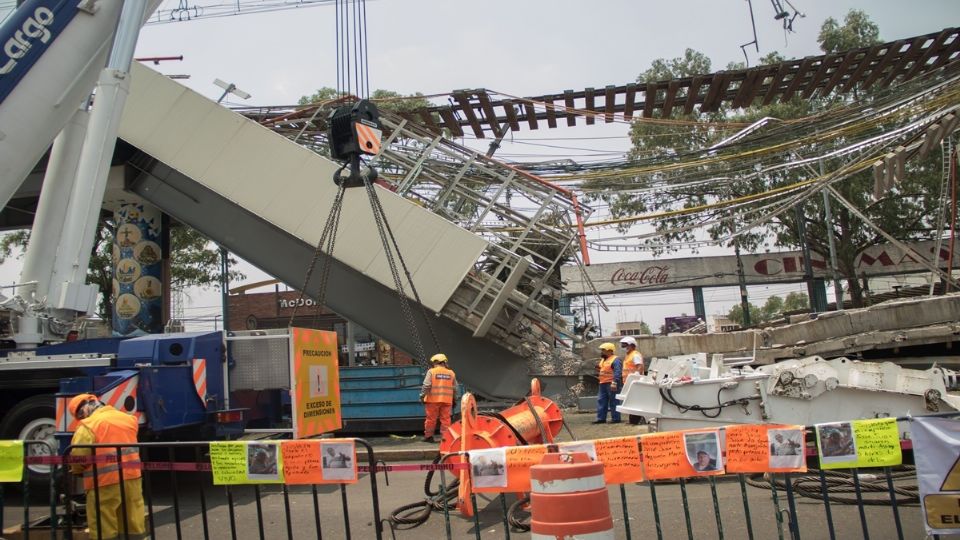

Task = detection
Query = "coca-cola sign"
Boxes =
[562,239,960,295]
[610,266,671,287]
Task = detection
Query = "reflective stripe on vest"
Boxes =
[425,367,456,403]
[598,357,618,384]
[79,406,141,489]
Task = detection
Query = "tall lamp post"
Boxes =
[212,79,251,333]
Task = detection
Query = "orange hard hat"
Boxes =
[68,393,97,416]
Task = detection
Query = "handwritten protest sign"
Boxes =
[473,444,548,493]
[281,440,323,484]
[210,442,247,485]
[816,418,901,469]
[210,441,284,485]
[0,440,24,482]
[726,424,806,473]
[595,436,644,483]
[641,431,696,480]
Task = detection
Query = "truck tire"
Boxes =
[0,394,58,485]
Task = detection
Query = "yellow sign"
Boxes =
[0,440,24,482]
[290,327,341,438]
[815,418,901,469]
[210,441,284,485]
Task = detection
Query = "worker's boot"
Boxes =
[422,435,435,443]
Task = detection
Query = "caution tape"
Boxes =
[24,455,467,473]
[360,463,468,473]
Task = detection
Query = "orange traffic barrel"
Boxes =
[529,451,613,539]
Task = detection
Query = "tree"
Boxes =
[299,87,433,113]
[727,293,809,326]
[597,10,946,307]
[0,222,244,321]
[638,321,652,335]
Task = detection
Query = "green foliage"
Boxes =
[638,321,652,335]
[727,302,762,327]
[602,9,943,308]
[298,86,433,113]
[818,10,880,54]
[728,293,810,326]
[782,291,810,312]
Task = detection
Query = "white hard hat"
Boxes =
[619,336,637,347]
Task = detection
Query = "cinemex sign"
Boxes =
[561,240,960,295]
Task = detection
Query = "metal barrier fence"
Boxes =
[0,439,58,539]
[0,434,942,539]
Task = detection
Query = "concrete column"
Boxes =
[112,202,164,335]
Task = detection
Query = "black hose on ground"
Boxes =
[507,494,531,532]
[388,455,460,528]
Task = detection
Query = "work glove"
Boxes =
[611,383,618,391]
[419,394,426,403]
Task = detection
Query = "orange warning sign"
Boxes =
[355,122,382,155]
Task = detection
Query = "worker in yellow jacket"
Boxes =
[68,393,145,540]
[420,353,458,443]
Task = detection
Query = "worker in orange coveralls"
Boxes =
[68,393,145,539]
[420,353,458,443]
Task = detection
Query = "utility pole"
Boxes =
[735,242,752,327]
[795,205,821,312]
[820,157,844,310]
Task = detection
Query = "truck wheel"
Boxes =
[0,394,58,485]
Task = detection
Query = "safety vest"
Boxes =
[598,356,618,384]
[623,349,644,376]
[78,406,141,490]
[425,366,457,403]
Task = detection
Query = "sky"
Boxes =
[3,0,958,334]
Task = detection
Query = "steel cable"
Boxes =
[745,468,920,506]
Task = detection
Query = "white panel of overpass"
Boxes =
[119,63,488,312]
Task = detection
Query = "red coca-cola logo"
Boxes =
[610,266,670,286]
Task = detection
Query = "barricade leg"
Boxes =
[648,481,663,540]
[883,467,904,540]
[709,476,724,540]
[737,474,755,540]
[817,469,836,540]
[678,478,693,540]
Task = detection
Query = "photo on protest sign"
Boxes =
[768,428,805,469]
[684,431,722,473]
[247,442,280,481]
[321,442,356,481]
[470,447,507,488]
[816,422,857,463]
[557,440,598,461]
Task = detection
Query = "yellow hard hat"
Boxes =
[68,393,97,416]
[430,353,448,363]
[599,342,616,352]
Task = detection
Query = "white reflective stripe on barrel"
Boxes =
[532,530,614,540]
[531,474,606,494]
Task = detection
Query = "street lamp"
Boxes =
[213,78,251,104]
[211,79,251,333]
